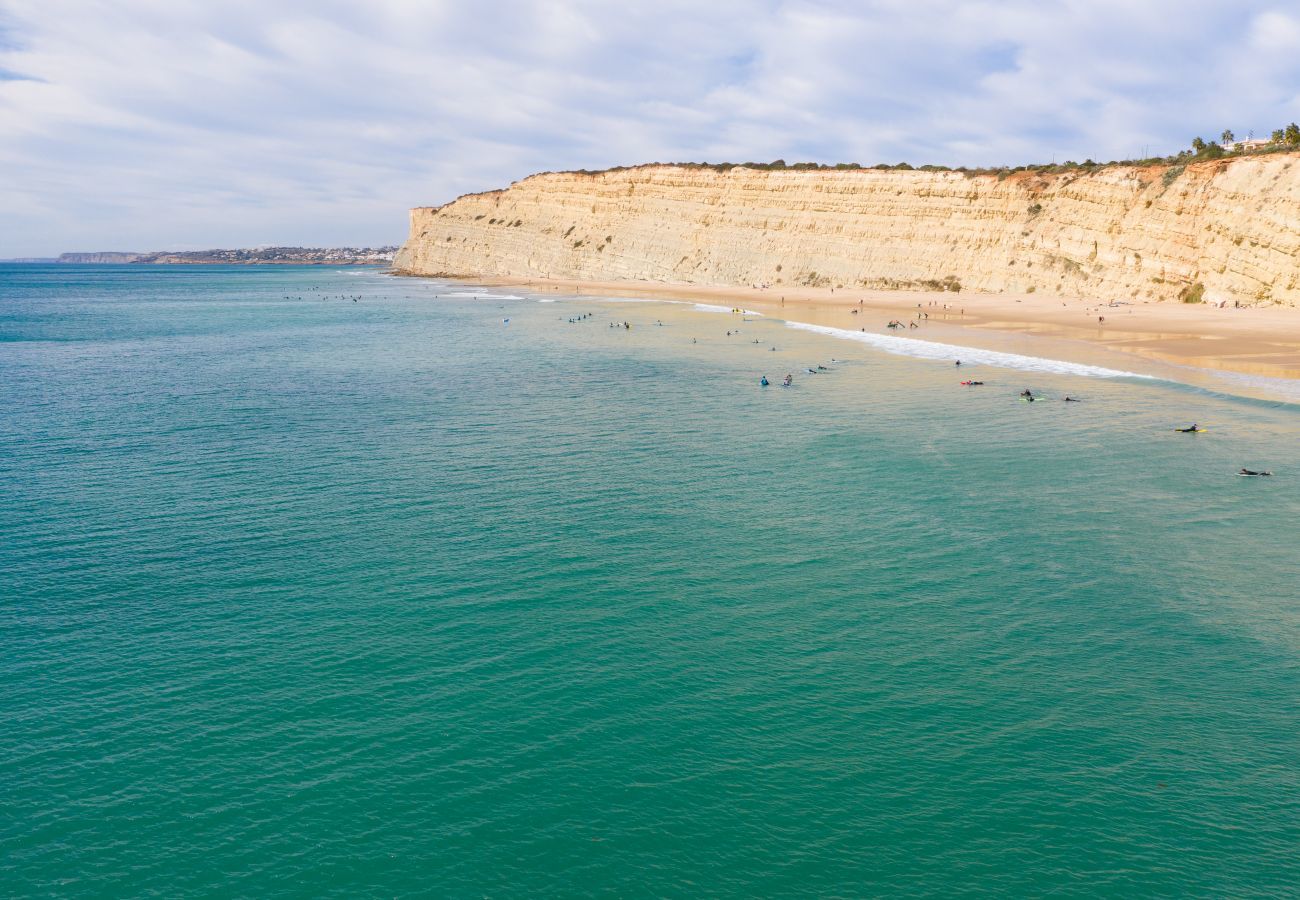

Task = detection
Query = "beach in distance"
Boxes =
[452,273,1300,394]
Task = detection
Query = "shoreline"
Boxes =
[429,274,1300,385]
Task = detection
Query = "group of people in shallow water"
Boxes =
[567,306,1273,478]
[761,361,842,386]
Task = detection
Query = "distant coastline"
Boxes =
[4,246,399,266]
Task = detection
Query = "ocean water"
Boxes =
[2,264,1299,897]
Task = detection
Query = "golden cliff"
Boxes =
[394,155,1300,307]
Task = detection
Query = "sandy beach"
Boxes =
[454,275,1300,382]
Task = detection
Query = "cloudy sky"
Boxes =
[3,0,1299,256]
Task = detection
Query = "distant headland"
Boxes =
[6,246,399,265]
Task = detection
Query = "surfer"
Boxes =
[1064,396,1080,402]
[1238,468,1272,476]
[760,376,770,386]
[783,374,793,386]
[1176,424,1202,433]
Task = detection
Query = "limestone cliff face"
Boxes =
[395,156,1300,306]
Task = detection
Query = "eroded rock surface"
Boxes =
[396,157,1300,307]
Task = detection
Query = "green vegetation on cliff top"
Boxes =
[554,127,1300,180]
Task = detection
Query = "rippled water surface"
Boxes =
[3,265,1299,896]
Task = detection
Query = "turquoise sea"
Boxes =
[3,264,1299,897]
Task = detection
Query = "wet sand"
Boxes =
[453,276,1300,382]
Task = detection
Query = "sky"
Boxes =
[3,0,1300,256]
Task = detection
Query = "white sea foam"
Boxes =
[692,302,763,316]
[785,321,1154,379]
[446,291,525,300]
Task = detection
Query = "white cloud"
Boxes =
[1,0,1297,255]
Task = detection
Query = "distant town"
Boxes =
[4,246,399,265]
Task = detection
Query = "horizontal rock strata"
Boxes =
[395,157,1300,307]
